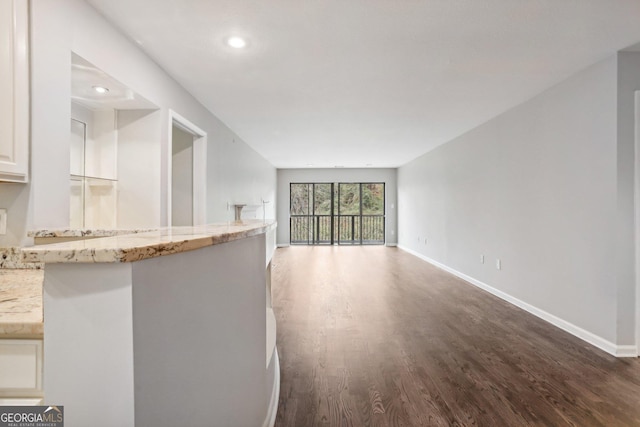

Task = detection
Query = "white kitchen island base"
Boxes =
[28,222,278,427]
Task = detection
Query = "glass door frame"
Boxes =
[290,182,385,245]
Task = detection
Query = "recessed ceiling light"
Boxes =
[334,165,345,168]
[227,37,247,49]
[92,85,109,94]
[306,163,314,167]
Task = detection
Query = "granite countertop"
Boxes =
[28,228,157,238]
[0,269,44,337]
[22,220,277,264]
[1,247,43,269]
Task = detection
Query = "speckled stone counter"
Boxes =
[28,228,159,246]
[0,247,43,269]
[21,220,276,264]
[0,269,44,337]
[28,229,156,238]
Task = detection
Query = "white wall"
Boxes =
[0,0,276,246]
[116,110,162,228]
[398,54,640,355]
[616,51,640,346]
[277,168,397,246]
[0,184,31,245]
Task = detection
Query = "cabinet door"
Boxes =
[0,0,29,183]
[0,340,43,398]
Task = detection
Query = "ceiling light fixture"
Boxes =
[227,36,247,49]
[92,85,109,94]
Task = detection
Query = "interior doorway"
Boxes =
[168,111,207,227]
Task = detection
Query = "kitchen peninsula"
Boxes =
[21,220,278,427]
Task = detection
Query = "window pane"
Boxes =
[338,215,353,243]
[362,183,384,215]
[339,183,360,215]
[313,184,332,215]
[290,216,310,243]
[290,183,310,215]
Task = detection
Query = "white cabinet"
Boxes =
[0,339,43,400]
[0,0,29,183]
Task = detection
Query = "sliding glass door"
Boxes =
[290,183,333,244]
[290,182,384,245]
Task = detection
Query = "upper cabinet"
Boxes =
[0,0,29,183]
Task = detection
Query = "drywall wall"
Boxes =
[398,55,623,350]
[116,109,162,228]
[0,0,275,246]
[276,168,397,245]
[0,184,30,246]
[616,51,640,346]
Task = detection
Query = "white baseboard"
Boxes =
[385,242,398,247]
[276,243,289,248]
[263,348,280,427]
[398,245,638,358]
[616,345,638,357]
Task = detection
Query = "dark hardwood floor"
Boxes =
[272,246,640,427]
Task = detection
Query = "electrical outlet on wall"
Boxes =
[0,209,6,235]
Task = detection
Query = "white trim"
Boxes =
[192,136,207,225]
[398,245,637,358]
[385,242,397,247]
[262,348,280,427]
[167,110,207,226]
[635,91,640,357]
[616,345,638,358]
[276,243,290,248]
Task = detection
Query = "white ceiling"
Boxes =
[71,53,157,111]
[85,0,640,169]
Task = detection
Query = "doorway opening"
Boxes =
[168,111,206,227]
[290,182,385,245]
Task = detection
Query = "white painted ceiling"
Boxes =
[85,0,640,168]
[72,53,157,111]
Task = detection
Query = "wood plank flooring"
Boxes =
[272,246,640,427]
